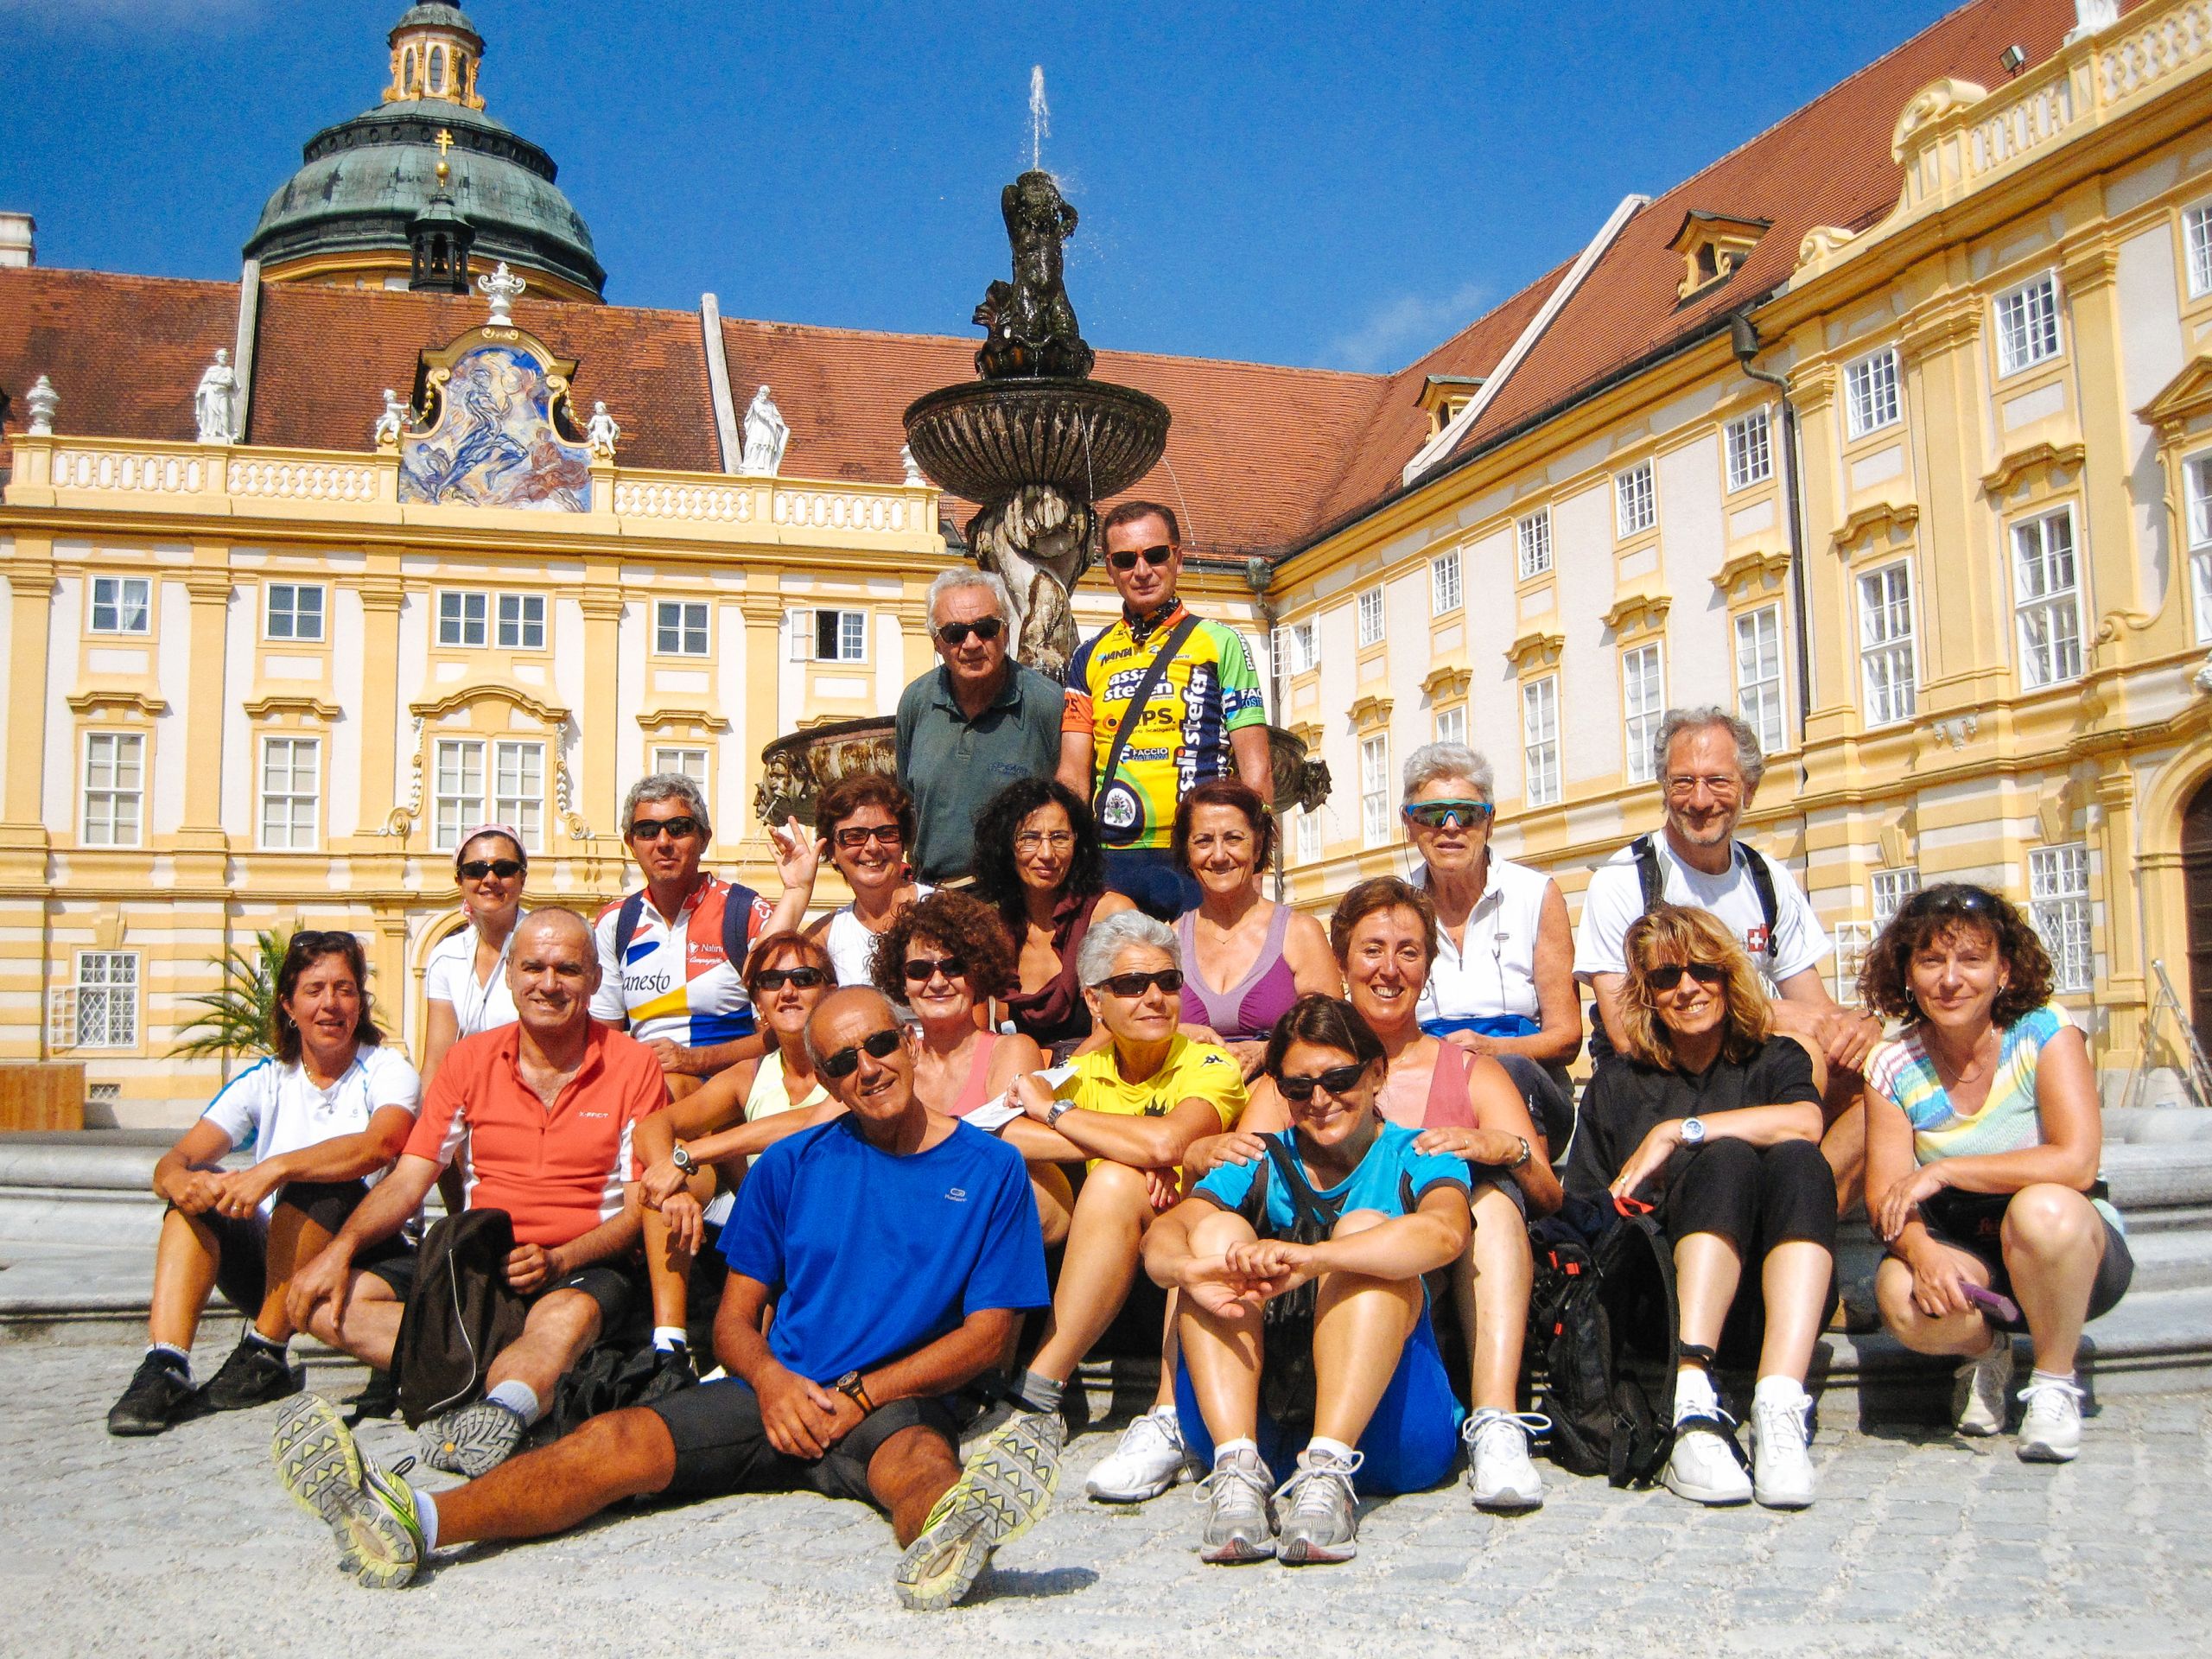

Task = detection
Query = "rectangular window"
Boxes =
[1285,620,1319,673]
[2029,844,2093,994]
[1522,676,1560,807]
[1356,586,1385,647]
[1294,804,1321,862]
[2012,507,2083,689]
[2185,454,2212,644]
[437,590,488,648]
[1871,868,1922,928]
[2185,200,2212,298]
[1615,460,1656,537]
[1621,642,1664,784]
[1725,408,1773,491]
[496,593,546,650]
[432,737,485,852]
[1845,347,1901,439]
[264,582,325,642]
[258,735,321,850]
[73,950,138,1049]
[1517,510,1552,580]
[493,740,543,850]
[812,608,867,663]
[1857,563,1917,726]
[654,746,709,783]
[1994,273,2063,376]
[1733,605,1786,756]
[1433,704,1466,747]
[1360,734,1391,847]
[1430,550,1462,616]
[658,600,709,657]
[89,575,151,635]
[82,731,144,847]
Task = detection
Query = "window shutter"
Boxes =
[788,609,813,661]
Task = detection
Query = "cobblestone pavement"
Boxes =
[5,1328,2207,1659]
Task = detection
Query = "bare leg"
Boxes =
[1465,1185,1532,1412]
[1153,1293,1181,1411]
[257,1202,340,1344]
[308,1270,407,1370]
[146,1208,222,1352]
[1674,1231,1745,1355]
[1874,1249,1994,1357]
[1819,1078,1866,1220]
[1755,1239,1833,1385]
[868,1424,967,1548]
[1175,1209,1265,1446]
[1309,1211,1421,1447]
[1029,1163,1073,1250]
[644,1166,717,1330]
[1027,1161,1153,1384]
[431,1407,677,1545]
[484,1288,602,1402]
[2000,1185,2107,1377]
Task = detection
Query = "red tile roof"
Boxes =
[0,268,236,445]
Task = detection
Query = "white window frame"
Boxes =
[1871,868,1922,929]
[1844,346,1901,439]
[496,592,546,651]
[1615,460,1656,538]
[264,582,325,643]
[1517,510,1552,580]
[493,739,545,851]
[1522,676,1560,807]
[436,590,489,648]
[2183,452,2212,645]
[1430,550,1462,616]
[1725,408,1773,492]
[1733,604,1786,757]
[257,734,321,851]
[1993,272,2063,377]
[1284,620,1319,674]
[658,599,710,658]
[2010,505,2084,690]
[1294,804,1322,862]
[81,730,144,848]
[1359,734,1391,847]
[1621,641,1665,785]
[89,575,152,636]
[2029,844,2093,995]
[1433,704,1467,747]
[73,950,139,1050]
[1356,586,1386,647]
[653,745,710,784]
[1857,563,1917,727]
[432,738,485,853]
[2185,198,2212,299]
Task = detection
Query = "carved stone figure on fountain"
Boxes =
[973,171,1094,381]
[969,483,1092,678]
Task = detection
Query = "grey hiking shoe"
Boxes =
[1275,1447,1364,1566]
[1194,1446,1277,1564]
[419,1397,528,1478]
[893,1408,1062,1611]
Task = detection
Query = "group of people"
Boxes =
[107,500,2133,1600]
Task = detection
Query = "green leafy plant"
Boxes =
[171,928,292,1060]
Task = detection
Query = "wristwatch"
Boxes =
[1680,1116,1707,1146]
[1509,1135,1533,1172]
[835,1370,875,1414]
[1046,1096,1076,1127]
[670,1143,696,1175]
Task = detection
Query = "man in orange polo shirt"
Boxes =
[290,907,663,1478]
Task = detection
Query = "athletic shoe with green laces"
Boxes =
[893,1409,1062,1611]
[270,1394,425,1589]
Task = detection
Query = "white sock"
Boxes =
[2029,1368,2077,1389]
[244,1327,289,1356]
[485,1379,542,1426]
[149,1342,192,1381]
[412,1487,439,1554]
[1673,1365,1717,1425]
[1306,1435,1357,1467]
[1753,1375,1808,1413]
[652,1326,688,1354]
[1212,1437,1260,1465]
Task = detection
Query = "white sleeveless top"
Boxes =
[1416,855,1553,1026]
[422,921,519,1038]
[825,884,934,987]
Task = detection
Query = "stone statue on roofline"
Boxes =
[739,385,788,476]
[24,375,58,436]
[585,400,621,459]
[372,389,412,449]
[900,443,926,487]
[194,349,239,445]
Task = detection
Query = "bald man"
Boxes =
[274,988,1061,1611]
[287,906,664,1480]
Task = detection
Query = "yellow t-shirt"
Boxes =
[1054,1034,1246,1166]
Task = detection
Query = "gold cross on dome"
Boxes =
[435,129,454,159]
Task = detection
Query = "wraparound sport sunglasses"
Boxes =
[818,1027,903,1078]
[1274,1062,1368,1103]
[457,858,524,880]
[936,618,1004,645]
[1402,799,1494,830]
[1106,543,1174,572]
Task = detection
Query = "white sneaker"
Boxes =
[1952,1330,2014,1437]
[1462,1408,1548,1511]
[2016,1375,2084,1463]
[1084,1406,1192,1503]
[1662,1415,1752,1505]
[1749,1395,1816,1510]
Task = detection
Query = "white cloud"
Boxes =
[1320,282,1488,374]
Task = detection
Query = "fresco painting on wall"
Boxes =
[399,343,592,511]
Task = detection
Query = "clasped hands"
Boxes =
[1177,1237,1320,1318]
[755,1364,866,1459]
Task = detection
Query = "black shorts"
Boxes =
[171,1179,409,1318]
[649,1376,961,1510]
[1919,1187,2134,1330]
[366,1252,644,1339]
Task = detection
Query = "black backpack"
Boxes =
[1526,1198,1679,1487]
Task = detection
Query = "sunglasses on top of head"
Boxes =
[1106,543,1174,573]
[935,617,1004,646]
[1646,961,1727,992]
[1096,968,1184,998]
[1273,1061,1369,1103]
[1402,799,1494,830]
[457,858,524,880]
[818,1027,904,1079]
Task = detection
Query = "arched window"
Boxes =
[401,48,416,93]
[428,46,446,94]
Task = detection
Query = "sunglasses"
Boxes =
[903,955,968,983]
[1274,1062,1369,1103]
[818,1026,904,1079]
[1646,961,1727,992]
[1096,969,1184,998]
[936,617,1004,646]
[753,966,827,992]
[1402,799,1494,830]
[1106,543,1174,572]
[629,816,703,842]
[833,823,905,850]
[457,858,524,880]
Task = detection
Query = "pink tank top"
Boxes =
[1177,904,1300,1042]
[950,1033,1001,1117]
[1419,1042,1477,1130]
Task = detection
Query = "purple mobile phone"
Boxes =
[1961,1281,2021,1325]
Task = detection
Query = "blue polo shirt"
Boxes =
[722,1115,1048,1382]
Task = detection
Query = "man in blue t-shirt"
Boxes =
[271,988,1060,1612]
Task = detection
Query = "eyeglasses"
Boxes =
[457,858,524,880]
[818,1027,904,1078]
[1014,830,1076,853]
[1106,543,1174,572]
[1402,799,1494,830]
[1645,961,1727,992]
[833,823,905,850]
[753,966,827,992]
[1274,1062,1369,1103]
[1663,775,1742,798]
[629,816,703,842]
[936,617,1004,646]
[1096,969,1184,998]
[903,955,968,983]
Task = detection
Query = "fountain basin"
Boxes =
[902,377,1170,507]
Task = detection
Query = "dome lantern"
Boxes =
[385,4,485,109]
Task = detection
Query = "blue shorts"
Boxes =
[1173,1304,1464,1496]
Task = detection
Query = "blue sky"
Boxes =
[0,0,1961,372]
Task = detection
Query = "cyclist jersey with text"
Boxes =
[590,873,774,1048]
